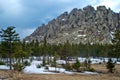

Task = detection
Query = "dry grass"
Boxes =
[0,64,120,80]
[21,73,120,80]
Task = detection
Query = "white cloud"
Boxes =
[0,0,24,16]
[22,28,35,37]
[18,28,35,38]
[93,0,120,12]
[87,0,99,5]
[0,0,120,39]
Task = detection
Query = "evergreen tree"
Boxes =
[73,59,81,71]
[53,52,59,71]
[0,26,20,70]
[106,58,115,73]
[84,59,91,70]
[111,30,120,60]
[14,43,28,63]
[42,56,46,66]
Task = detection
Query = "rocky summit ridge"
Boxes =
[24,5,120,44]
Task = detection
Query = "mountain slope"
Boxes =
[24,5,120,44]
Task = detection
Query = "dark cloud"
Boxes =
[0,0,120,39]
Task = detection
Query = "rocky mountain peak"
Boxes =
[24,5,120,44]
[97,6,107,11]
[83,5,95,12]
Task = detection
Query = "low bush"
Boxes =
[73,59,81,72]
[0,61,5,65]
[51,62,57,67]
[89,68,96,72]
[42,58,46,66]
[36,64,41,68]
[13,63,25,71]
[23,60,30,66]
[45,66,49,70]
[64,63,73,71]
[106,58,115,73]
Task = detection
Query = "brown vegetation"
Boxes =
[0,64,120,80]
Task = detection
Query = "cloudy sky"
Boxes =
[0,0,120,39]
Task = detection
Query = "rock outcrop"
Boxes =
[24,5,120,44]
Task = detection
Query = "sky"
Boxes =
[0,0,120,39]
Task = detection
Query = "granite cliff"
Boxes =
[24,5,120,44]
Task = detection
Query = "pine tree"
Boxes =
[42,56,46,66]
[111,30,120,61]
[0,26,20,70]
[14,43,28,63]
[84,59,91,70]
[73,59,81,71]
[106,58,115,73]
[53,52,59,71]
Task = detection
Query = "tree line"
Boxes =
[0,26,120,73]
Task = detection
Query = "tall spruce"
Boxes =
[111,30,120,60]
[0,26,20,70]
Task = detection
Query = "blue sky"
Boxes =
[0,0,120,39]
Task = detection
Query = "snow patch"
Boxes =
[83,71,99,74]
[74,38,77,40]
[64,71,75,74]
[90,58,103,64]
[110,31,115,34]
[24,65,55,74]
[77,35,86,37]
[78,57,86,63]
[62,18,65,21]
[79,30,83,31]
[90,42,93,45]
[0,65,9,70]
[25,41,29,43]
[110,31,115,39]
[56,60,66,65]
[116,62,120,64]
[97,30,101,33]
[48,67,65,73]
[31,60,42,65]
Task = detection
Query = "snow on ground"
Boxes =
[56,60,66,65]
[0,57,120,74]
[23,61,66,74]
[23,60,100,74]
[31,60,42,65]
[82,71,99,75]
[48,67,65,73]
[116,62,120,64]
[23,60,55,74]
[24,64,99,75]
[62,18,65,21]
[90,58,103,64]
[78,57,86,62]
[24,65,56,74]
[0,65,9,70]
[0,64,99,75]
[78,57,119,64]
